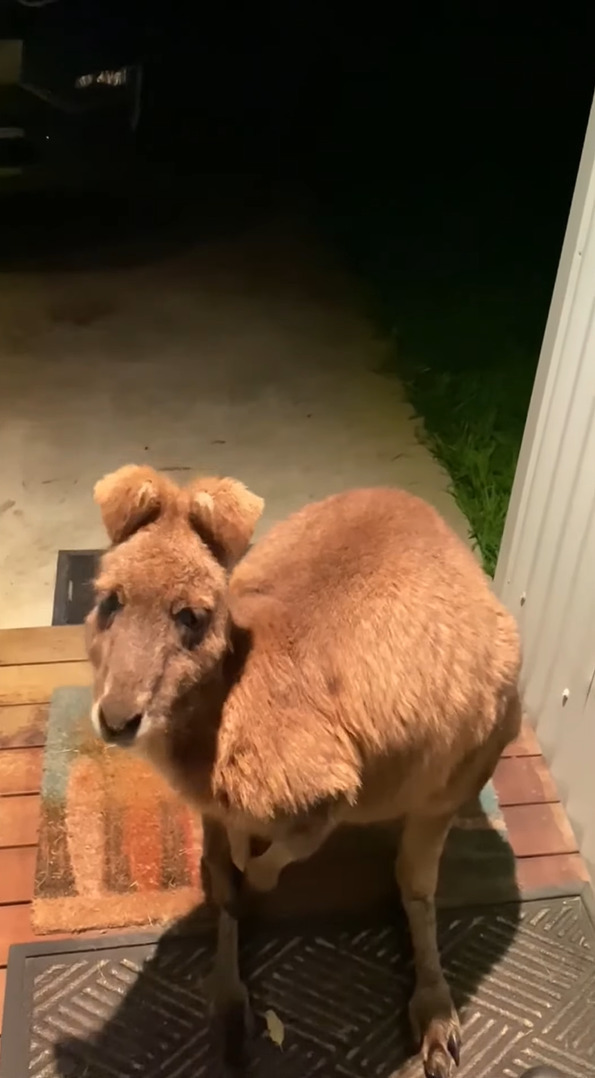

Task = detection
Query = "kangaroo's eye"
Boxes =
[97,592,122,630]
[174,607,211,649]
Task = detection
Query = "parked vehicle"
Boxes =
[0,0,143,179]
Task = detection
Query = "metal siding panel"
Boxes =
[520,274,595,689]
[495,91,595,602]
[553,680,595,883]
[495,92,595,884]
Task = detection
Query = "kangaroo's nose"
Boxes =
[98,707,143,746]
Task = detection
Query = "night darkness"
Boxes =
[0,0,593,566]
[2,2,593,281]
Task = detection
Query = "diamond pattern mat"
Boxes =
[2,897,595,1078]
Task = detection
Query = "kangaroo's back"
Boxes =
[217,486,521,820]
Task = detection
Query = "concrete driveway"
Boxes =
[0,211,471,628]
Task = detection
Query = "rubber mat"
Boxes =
[2,896,595,1078]
[52,550,103,625]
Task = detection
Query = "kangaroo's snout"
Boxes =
[95,702,144,747]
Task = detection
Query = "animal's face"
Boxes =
[86,465,263,752]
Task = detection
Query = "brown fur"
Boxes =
[86,464,522,1076]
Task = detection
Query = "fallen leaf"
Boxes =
[264,1009,285,1049]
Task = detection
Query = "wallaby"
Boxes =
[86,464,522,1077]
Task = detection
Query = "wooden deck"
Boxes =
[0,626,590,1049]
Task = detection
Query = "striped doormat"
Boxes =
[32,685,517,936]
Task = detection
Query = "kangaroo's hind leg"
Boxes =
[396,811,461,1078]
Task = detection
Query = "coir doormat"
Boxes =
[32,687,203,935]
[33,685,516,936]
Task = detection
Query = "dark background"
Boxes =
[1,0,593,568]
[3,1,593,285]
[136,2,594,378]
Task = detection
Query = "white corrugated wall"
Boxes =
[495,92,595,883]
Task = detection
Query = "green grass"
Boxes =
[385,285,541,575]
[303,24,582,576]
[316,196,551,576]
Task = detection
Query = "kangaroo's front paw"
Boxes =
[244,851,282,893]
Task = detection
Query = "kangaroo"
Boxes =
[86,464,522,1077]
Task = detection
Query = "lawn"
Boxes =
[375,274,543,576]
[315,180,564,576]
[303,16,589,576]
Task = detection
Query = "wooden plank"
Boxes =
[501,722,541,757]
[0,904,66,968]
[0,905,137,968]
[504,802,579,858]
[0,703,48,749]
[493,756,559,806]
[0,749,43,796]
[0,661,90,706]
[0,848,36,905]
[0,795,40,847]
[516,852,590,893]
[0,903,33,966]
[0,626,87,667]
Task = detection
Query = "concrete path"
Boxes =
[0,213,470,628]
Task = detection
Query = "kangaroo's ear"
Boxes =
[94,465,175,544]
[187,476,264,565]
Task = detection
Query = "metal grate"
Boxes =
[52,549,103,626]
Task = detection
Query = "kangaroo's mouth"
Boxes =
[91,701,145,747]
